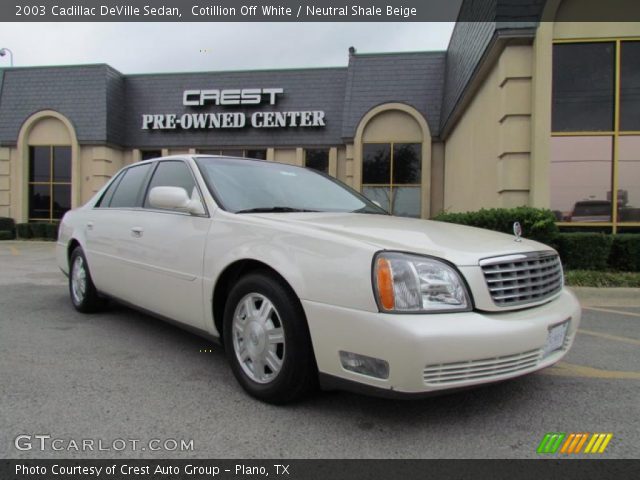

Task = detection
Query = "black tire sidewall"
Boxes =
[69,247,101,313]
[223,272,316,403]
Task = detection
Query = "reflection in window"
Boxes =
[618,136,640,222]
[552,42,614,132]
[198,149,268,160]
[362,143,421,217]
[550,137,612,222]
[28,146,72,222]
[305,149,330,174]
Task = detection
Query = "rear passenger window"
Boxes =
[96,171,123,208]
[144,161,197,208]
[109,163,153,208]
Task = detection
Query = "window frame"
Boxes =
[361,141,422,217]
[94,159,209,217]
[552,37,640,233]
[27,144,72,222]
[141,159,209,217]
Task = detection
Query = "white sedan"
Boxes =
[57,155,581,403]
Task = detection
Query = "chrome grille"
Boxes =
[423,349,542,385]
[481,252,563,307]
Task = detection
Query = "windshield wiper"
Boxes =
[235,207,320,214]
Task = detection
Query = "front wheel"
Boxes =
[69,246,103,313]
[223,272,317,403]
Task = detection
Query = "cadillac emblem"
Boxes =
[513,221,522,242]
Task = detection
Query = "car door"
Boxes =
[116,160,211,330]
[83,162,155,300]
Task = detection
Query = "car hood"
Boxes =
[249,212,554,266]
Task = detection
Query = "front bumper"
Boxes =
[303,288,581,396]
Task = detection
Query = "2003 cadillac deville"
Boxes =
[57,156,581,403]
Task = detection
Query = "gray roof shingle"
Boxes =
[342,51,446,139]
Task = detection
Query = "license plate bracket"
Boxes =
[543,319,570,357]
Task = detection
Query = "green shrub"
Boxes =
[555,233,613,271]
[0,230,14,240]
[565,270,640,288]
[16,223,32,239]
[433,207,559,245]
[609,234,640,272]
[0,217,15,232]
[29,222,47,239]
[44,223,59,240]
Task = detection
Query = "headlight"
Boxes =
[373,252,471,313]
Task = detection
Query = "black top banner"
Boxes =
[3,459,640,480]
[2,0,640,22]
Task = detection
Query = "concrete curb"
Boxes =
[569,287,640,307]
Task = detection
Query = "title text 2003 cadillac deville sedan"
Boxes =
[57,155,581,403]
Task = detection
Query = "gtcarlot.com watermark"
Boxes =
[15,434,194,452]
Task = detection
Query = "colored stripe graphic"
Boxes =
[560,433,589,454]
[584,433,613,454]
[538,433,613,454]
[537,433,566,454]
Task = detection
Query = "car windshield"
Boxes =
[194,157,387,214]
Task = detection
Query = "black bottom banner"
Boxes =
[2,459,639,480]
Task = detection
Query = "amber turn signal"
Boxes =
[375,257,395,311]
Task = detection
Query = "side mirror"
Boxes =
[148,186,205,215]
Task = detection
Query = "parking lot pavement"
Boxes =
[1,241,639,459]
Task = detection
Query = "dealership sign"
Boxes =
[141,88,326,130]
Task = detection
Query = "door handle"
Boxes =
[131,226,144,238]
[86,221,94,231]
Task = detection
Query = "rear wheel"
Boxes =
[69,247,103,313]
[223,272,317,403]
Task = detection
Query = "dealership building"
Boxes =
[0,0,638,233]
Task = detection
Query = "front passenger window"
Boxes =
[109,163,153,208]
[144,161,198,209]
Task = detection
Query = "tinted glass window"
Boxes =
[553,43,614,132]
[550,136,613,222]
[392,144,421,184]
[52,147,71,182]
[28,184,50,219]
[96,172,123,208]
[144,161,197,208]
[29,146,50,182]
[363,144,391,184]
[305,149,329,173]
[246,149,267,160]
[140,150,162,160]
[109,164,152,208]
[53,184,71,219]
[621,41,640,131]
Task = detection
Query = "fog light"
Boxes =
[339,351,389,379]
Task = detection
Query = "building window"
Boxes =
[552,42,615,132]
[305,149,329,173]
[362,143,421,218]
[198,149,267,160]
[551,39,640,232]
[28,146,71,222]
[140,150,162,160]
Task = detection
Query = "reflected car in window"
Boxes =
[57,156,581,403]
[570,200,612,223]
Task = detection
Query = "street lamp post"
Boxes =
[0,48,14,66]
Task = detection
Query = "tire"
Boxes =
[68,246,104,313]
[223,271,317,404]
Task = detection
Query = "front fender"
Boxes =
[202,215,380,335]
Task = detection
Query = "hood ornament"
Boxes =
[513,222,522,242]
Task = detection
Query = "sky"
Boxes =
[0,22,455,73]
